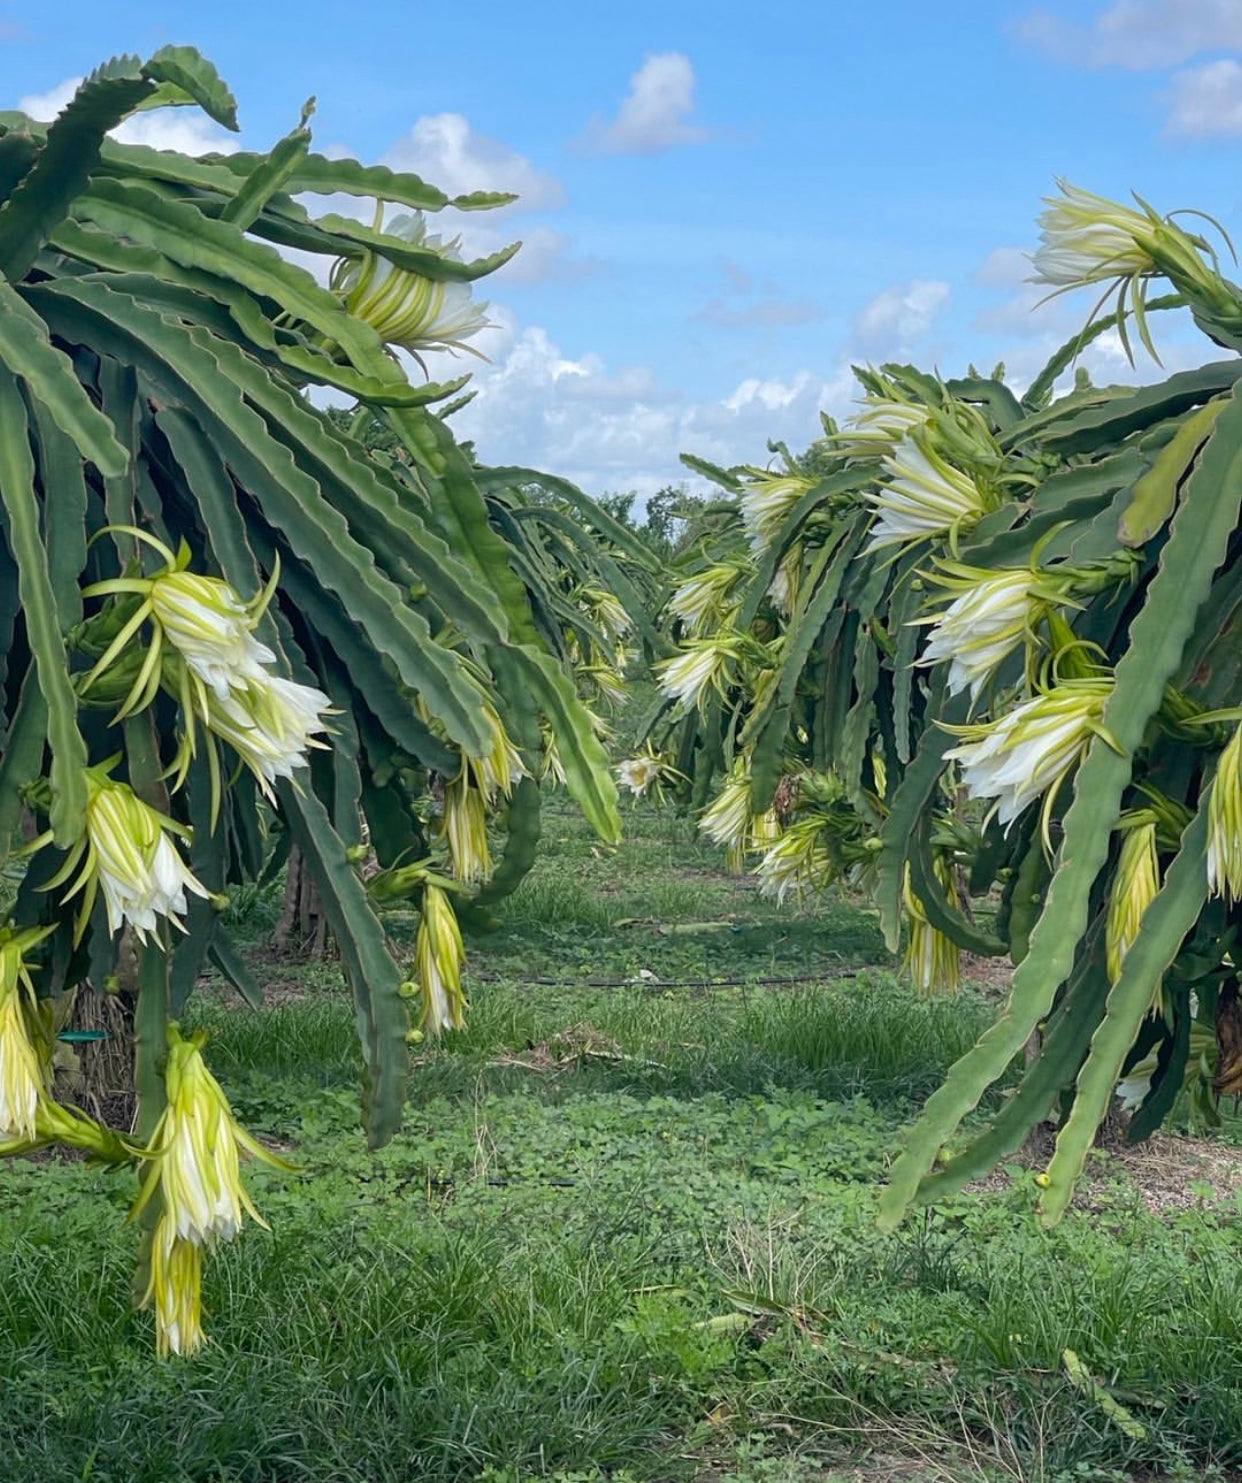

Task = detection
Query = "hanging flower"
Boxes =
[1106,819,1160,983]
[443,775,491,884]
[145,1214,205,1358]
[667,561,748,637]
[199,674,332,800]
[866,440,990,552]
[1208,724,1242,903]
[415,883,468,1036]
[149,569,276,698]
[131,1026,284,1356]
[574,583,631,645]
[132,1025,281,1248]
[0,926,54,1141]
[699,762,755,853]
[944,677,1117,835]
[81,534,277,719]
[754,817,834,903]
[331,211,491,357]
[739,473,815,555]
[918,565,1038,700]
[902,862,960,995]
[42,767,209,943]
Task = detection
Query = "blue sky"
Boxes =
[3,0,1242,496]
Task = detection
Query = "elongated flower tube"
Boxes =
[656,635,751,713]
[1106,819,1161,984]
[866,441,990,552]
[443,775,491,884]
[667,561,748,637]
[919,565,1038,700]
[331,211,491,357]
[145,1213,205,1358]
[133,1025,282,1249]
[415,883,468,1035]
[0,926,54,1141]
[902,863,960,996]
[199,674,332,801]
[1208,724,1242,903]
[943,677,1116,838]
[739,473,815,555]
[42,767,208,943]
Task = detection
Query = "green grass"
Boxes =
[3,800,1242,1482]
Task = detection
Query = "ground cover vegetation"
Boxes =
[4,801,1242,1483]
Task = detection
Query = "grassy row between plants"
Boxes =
[1,801,1241,1483]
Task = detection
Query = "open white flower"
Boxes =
[45,770,209,942]
[1032,182,1158,290]
[830,396,932,457]
[944,678,1115,833]
[617,755,662,797]
[866,441,988,552]
[332,212,491,357]
[667,562,747,637]
[199,675,330,799]
[739,473,814,555]
[150,570,275,698]
[657,637,748,712]
[919,566,1036,700]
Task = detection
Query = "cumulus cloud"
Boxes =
[448,318,851,497]
[1166,56,1242,136]
[18,76,239,155]
[851,279,951,358]
[580,53,708,156]
[383,112,564,210]
[1017,0,1242,68]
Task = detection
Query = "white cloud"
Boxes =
[18,76,239,155]
[1166,57,1242,135]
[383,112,564,210]
[1017,0,1242,68]
[851,279,951,357]
[448,317,851,497]
[580,53,708,156]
